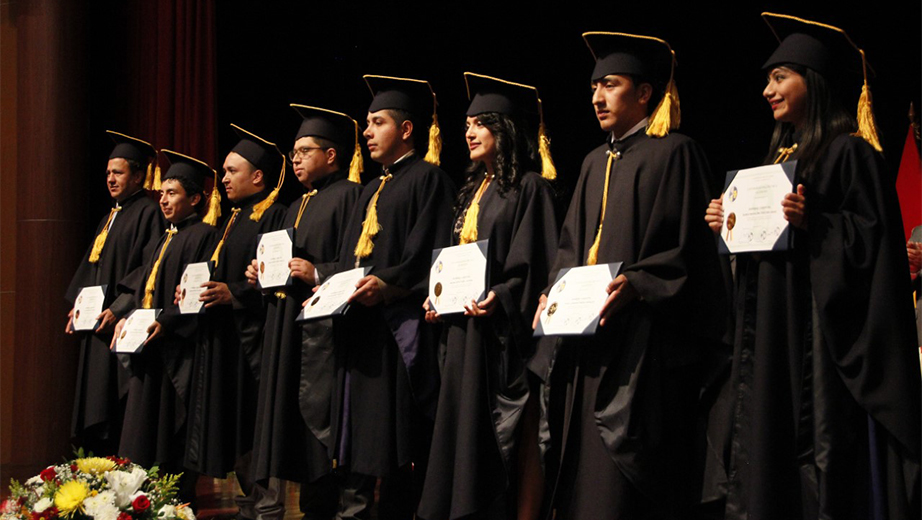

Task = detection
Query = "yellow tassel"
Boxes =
[349,141,364,183]
[202,184,222,226]
[587,151,616,265]
[853,51,882,152]
[423,114,442,166]
[459,201,480,245]
[251,159,286,222]
[152,164,162,191]
[88,206,122,263]
[144,162,154,190]
[142,228,177,309]
[354,174,392,259]
[538,123,557,180]
[211,208,240,266]
[646,50,680,138]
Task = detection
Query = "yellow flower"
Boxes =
[54,481,89,517]
[75,457,116,476]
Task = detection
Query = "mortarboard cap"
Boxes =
[583,32,680,137]
[364,75,442,165]
[107,130,161,190]
[291,104,363,183]
[761,13,881,151]
[463,72,556,179]
[229,124,286,222]
[160,149,221,226]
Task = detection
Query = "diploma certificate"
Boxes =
[72,285,107,332]
[719,162,796,254]
[114,308,161,353]
[297,267,370,322]
[257,228,294,289]
[178,262,211,314]
[534,262,622,337]
[428,240,489,315]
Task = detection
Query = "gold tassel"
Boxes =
[349,122,363,183]
[854,50,882,152]
[210,208,240,266]
[152,163,162,191]
[587,151,617,265]
[354,174,392,259]
[88,206,122,263]
[646,50,680,138]
[251,158,286,222]
[423,114,442,166]
[142,228,177,309]
[144,162,154,190]
[294,190,317,230]
[459,176,491,244]
[202,184,222,226]
[538,123,557,180]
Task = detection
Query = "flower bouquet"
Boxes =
[1,454,194,520]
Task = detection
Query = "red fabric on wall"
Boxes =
[896,126,922,240]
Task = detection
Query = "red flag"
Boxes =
[896,126,922,240]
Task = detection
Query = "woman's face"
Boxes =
[465,116,496,167]
[763,66,808,127]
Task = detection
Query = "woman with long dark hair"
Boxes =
[417,73,558,520]
[705,13,921,519]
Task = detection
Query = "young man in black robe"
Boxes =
[532,33,726,519]
[304,76,455,519]
[66,131,164,456]
[111,150,218,493]
[246,105,363,519]
[183,126,288,520]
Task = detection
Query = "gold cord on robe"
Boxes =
[354,173,393,261]
[459,175,492,244]
[88,205,122,263]
[587,150,619,265]
[210,208,241,266]
[142,227,177,309]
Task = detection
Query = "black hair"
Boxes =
[453,112,539,224]
[764,63,857,175]
[165,176,205,212]
[125,158,144,176]
[386,108,428,154]
[312,136,346,170]
[627,74,664,117]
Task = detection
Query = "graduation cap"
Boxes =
[106,130,160,190]
[762,12,881,151]
[583,32,680,137]
[229,124,286,221]
[463,72,556,180]
[160,149,221,226]
[290,104,363,183]
[364,74,442,165]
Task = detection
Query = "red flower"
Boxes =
[131,495,150,513]
[118,512,133,520]
[39,467,56,482]
[69,464,78,473]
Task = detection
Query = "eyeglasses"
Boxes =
[288,147,326,161]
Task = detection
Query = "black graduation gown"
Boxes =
[66,190,163,450]
[184,189,287,477]
[327,154,455,477]
[117,216,217,471]
[539,132,727,519]
[417,172,558,520]
[725,135,921,520]
[250,171,361,484]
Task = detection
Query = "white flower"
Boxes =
[157,505,176,519]
[32,498,53,513]
[25,476,42,487]
[176,504,196,520]
[91,503,120,520]
[105,468,147,508]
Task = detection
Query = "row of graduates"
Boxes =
[64,13,921,520]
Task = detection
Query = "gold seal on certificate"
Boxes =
[719,162,796,254]
[296,266,370,322]
[72,285,107,332]
[256,228,294,289]
[534,262,622,337]
[114,308,162,353]
[428,240,489,315]
[179,262,212,314]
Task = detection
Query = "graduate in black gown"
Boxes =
[417,73,558,520]
[112,150,218,483]
[246,105,362,519]
[66,131,163,456]
[184,126,288,520]
[306,75,455,520]
[533,32,726,519]
[704,13,921,519]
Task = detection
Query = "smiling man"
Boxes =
[65,131,164,457]
[311,75,455,520]
[183,125,288,520]
[532,33,726,519]
[112,150,218,501]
